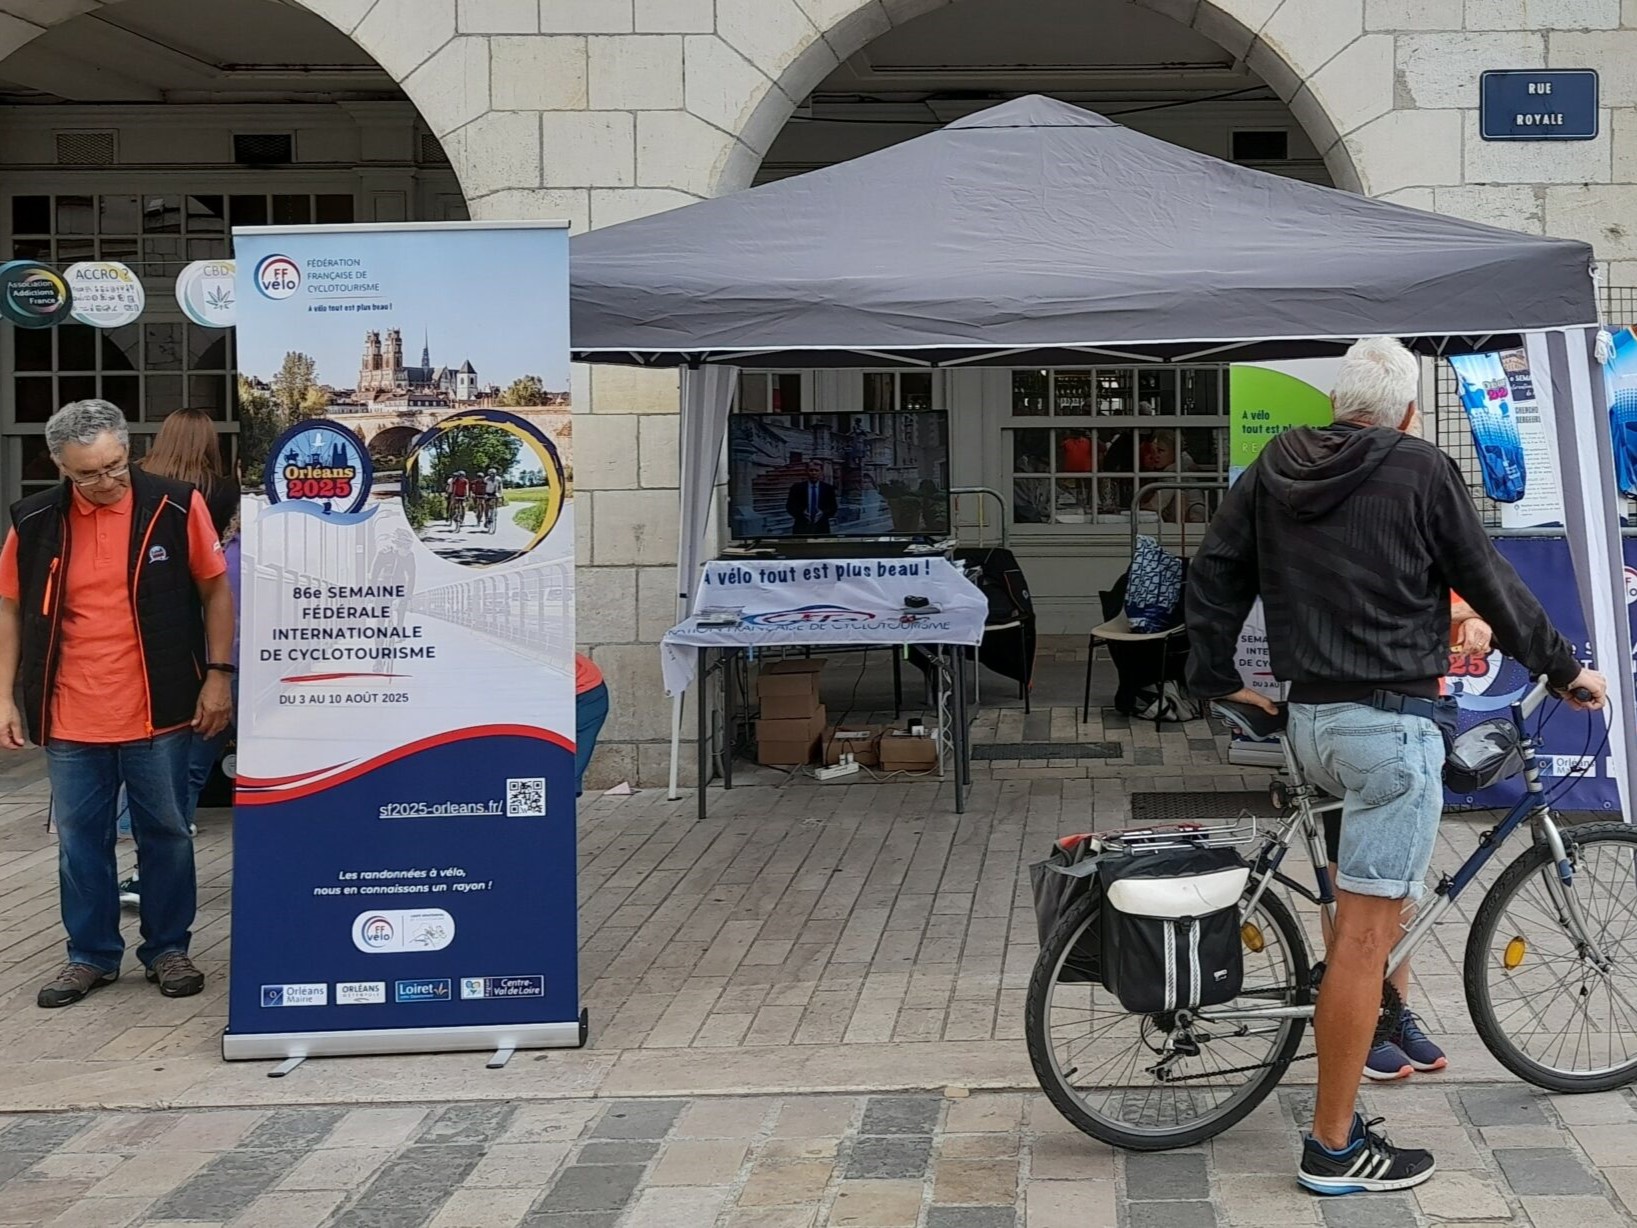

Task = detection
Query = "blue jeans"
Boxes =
[1287,702,1445,902]
[47,730,197,973]
[576,682,609,797]
[115,727,226,838]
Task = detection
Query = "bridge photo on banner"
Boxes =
[224,222,581,1061]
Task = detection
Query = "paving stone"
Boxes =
[737,1159,834,1206]
[145,1149,300,1221]
[931,1157,1017,1205]
[233,1190,347,1228]
[1459,1086,1550,1126]
[1478,1125,1570,1149]
[772,1098,855,1137]
[531,1164,647,1213]
[1568,1121,1637,1166]
[1027,1131,1115,1180]
[762,1137,840,1160]
[1412,1169,1512,1221]
[1604,1166,1637,1216]
[1316,1196,1417,1228]
[1519,1196,1634,1228]
[724,1209,817,1228]
[1023,1179,1117,1228]
[845,1133,933,1179]
[418,1103,519,1146]
[828,1179,923,1227]
[502,1103,601,1145]
[622,1186,730,1228]
[519,1215,621,1228]
[428,1188,539,1228]
[277,1146,395,1191]
[650,1139,747,1185]
[1551,1092,1637,1125]
[325,1107,431,1149]
[1124,1152,1209,1201]
[944,1094,1022,1134]
[331,1207,443,1228]
[39,1196,154,1228]
[1,1113,94,1153]
[577,1141,660,1164]
[467,1142,573,1187]
[925,1208,1013,1228]
[589,1101,683,1140]
[859,1096,942,1136]
[1493,1147,1602,1196]
[0,1177,97,1225]
[673,1098,770,1138]
[1215,1174,1319,1226]
[940,1134,1017,1160]
[240,1106,345,1150]
[158,1110,267,1151]
[1210,1130,1301,1175]
[1127,1202,1218,1228]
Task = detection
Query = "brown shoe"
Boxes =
[145,951,204,999]
[37,962,118,1009]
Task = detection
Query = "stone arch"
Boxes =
[367,424,419,462]
[726,0,1379,197]
[0,0,477,201]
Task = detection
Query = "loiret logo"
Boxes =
[395,978,452,1004]
[254,253,301,299]
[742,605,875,627]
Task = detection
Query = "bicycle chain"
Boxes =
[1153,1050,1316,1083]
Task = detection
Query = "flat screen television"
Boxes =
[727,411,951,540]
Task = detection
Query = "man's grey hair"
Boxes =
[45,398,129,459]
[1331,336,1420,429]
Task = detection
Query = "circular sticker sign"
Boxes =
[265,419,373,516]
[66,261,144,328]
[175,259,236,328]
[0,261,72,328]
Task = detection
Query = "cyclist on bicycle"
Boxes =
[1185,335,1606,1196]
[469,472,489,528]
[485,469,504,532]
[446,471,469,526]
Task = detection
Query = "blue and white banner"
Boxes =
[225,223,580,1059]
[1449,352,1528,503]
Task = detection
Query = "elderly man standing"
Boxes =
[1186,337,1605,1195]
[0,399,234,1007]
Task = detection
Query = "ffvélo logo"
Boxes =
[254,254,301,299]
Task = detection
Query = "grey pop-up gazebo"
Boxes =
[570,95,1631,811]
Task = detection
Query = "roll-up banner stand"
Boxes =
[223,222,582,1060]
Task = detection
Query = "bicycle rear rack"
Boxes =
[1098,817,1260,856]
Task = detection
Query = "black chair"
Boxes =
[955,546,1038,714]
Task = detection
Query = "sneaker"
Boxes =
[145,951,204,999]
[37,962,118,1009]
[1363,1040,1414,1081]
[118,876,140,908]
[1391,1009,1448,1072]
[1299,1114,1436,1195]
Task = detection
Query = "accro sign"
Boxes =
[254,253,302,299]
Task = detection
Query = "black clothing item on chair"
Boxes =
[954,546,1037,693]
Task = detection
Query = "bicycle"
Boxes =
[448,495,467,528]
[1026,678,1637,1151]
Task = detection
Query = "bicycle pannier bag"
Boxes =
[1029,835,1102,983]
[1443,718,1525,794]
[1099,846,1249,1014]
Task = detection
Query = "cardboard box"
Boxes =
[823,724,885,768]
[756,658,826,700]
[878,731,939,772]
[760,690,821,721]
[756,706,827,766]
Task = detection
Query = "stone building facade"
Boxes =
[1,0,1633,785]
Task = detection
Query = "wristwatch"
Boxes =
[206,663,238,675]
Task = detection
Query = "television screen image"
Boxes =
[728,411,951,539]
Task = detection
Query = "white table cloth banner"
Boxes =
[661,557,988,694]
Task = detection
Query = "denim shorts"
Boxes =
[1287,702,1445,901]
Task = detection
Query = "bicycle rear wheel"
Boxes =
[1025,884,1310,1150]
[1465,821,1637,1093]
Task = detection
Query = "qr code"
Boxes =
[506,777,546,817]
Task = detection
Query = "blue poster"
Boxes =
[224,223,581,1059]
[1603,326,1637,497]
[1444,536,1633,813]
[1448,352,1527,503]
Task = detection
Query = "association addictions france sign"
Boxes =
[224,222,580,1061]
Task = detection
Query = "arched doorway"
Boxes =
[0,0,468,509]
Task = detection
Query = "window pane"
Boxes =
[900,371,932,411]
[272,194,312,225]
[60,375,97,406]
[1012,370,1048,415]
[59,324,96,372]
[737,373,768,414]
[56,195,94,235]
[1138,368,1178,415]
[188,375,228,418]
[1182,427,1224,471]
[1053,370,1093,416]
[12,238,50,261]
[15,377,56,423]
[188,236,228,262]
[143,236,185,277]
[1012,428,1050,473]
[1013,477,1051,524]
[21,435,56,480]
[185,195,226,233]
[145,375,184,419]
[101,325,141,372]
[1057,427,1093,473]
[1097,428,1136,474]
[98,194,139,235]
[771,373,801,414]
[1181,368,1222,414]
[1096,369,1134,415]
[229,195,268,227]
[142,196,181,233]
[56,238,94,264]
[102,375,140,418]
[98,236,139,264]
[145,323,184,371]
[315,194,354,224]
[1053,478,1094,524]
[14,328,52,372]
[1098,476,1135,515]
[12,195,50,234]
[188,326,230,370]
[862,372,894,414]
[1138,429,1182,477]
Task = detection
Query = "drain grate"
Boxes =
[971,741,1120,761]
[1129,791,1272,823]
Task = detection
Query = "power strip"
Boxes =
[814,760,861,781]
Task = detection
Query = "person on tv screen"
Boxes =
[786,460,838,535]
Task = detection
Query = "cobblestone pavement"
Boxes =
[7,1084,1637,1227]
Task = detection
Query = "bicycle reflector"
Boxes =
[1503,936,1527,970]
[1242,922,1266,953]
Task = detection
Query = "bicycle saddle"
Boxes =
[1210,699,1288,739]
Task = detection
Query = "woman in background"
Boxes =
[576,653,609,797]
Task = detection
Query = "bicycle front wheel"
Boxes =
[1465,821,1637,1093]
[1025,885,1310,1150]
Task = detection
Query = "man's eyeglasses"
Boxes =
[67,462,130,488]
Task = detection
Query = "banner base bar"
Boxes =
[222,1018,585,1062]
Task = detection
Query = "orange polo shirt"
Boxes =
[0,486,224,743]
